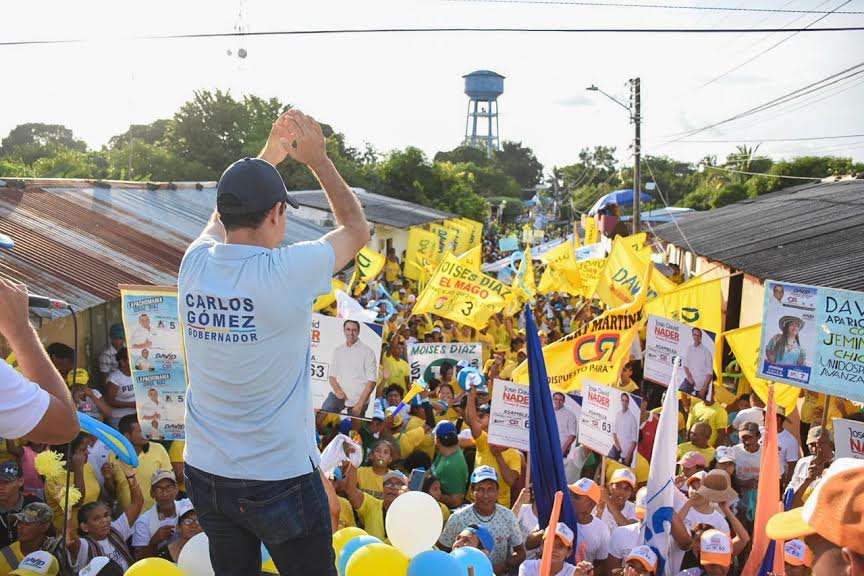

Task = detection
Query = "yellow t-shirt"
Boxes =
[385,260,401,283]
[357,466,386,499]
[476,331,495,364]
[0,541,25,575]
[381,355,410,393]
[676,442,716,463]
[801,391,854,429]
[168,440,185,492]
[356,493,389,543]
[610,379,639,393]
[338,496,356,530]
[112,441,172,512]
[46,464,101,531]
[686,401,728,446]
[474,431,522,506]
[438,501,451,524]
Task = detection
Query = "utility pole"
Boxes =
[631,77,641,235]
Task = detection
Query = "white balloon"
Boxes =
[177,532,214,576]
[385,491,443,558]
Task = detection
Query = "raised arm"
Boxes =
[261,110,370,272]
[0,278,79,443]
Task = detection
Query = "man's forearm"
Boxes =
[7,325,74,412]
[311,158,368,232]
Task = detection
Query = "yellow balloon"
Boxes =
[125,557,184,575]
[345,543,408,576]
[333,527,368,560]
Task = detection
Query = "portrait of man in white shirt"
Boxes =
[681,328,714,400]
[321,320,377,417]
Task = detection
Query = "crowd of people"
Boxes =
[1,111,862,576]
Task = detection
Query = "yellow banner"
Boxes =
[456,245,483,271]
[312,279,346,312]
[582,215,599,245]
[564,258,606,298]
[356,247,386,281]
[413,253,510,330]
[445,219,473,256]
[645,276,724,334]
[512,266,652,390]
[511,244,536,303]
[404,227,440,281]
[724,324,800,414]
[457,218,483,247]
[429,223,458,256]
[594,236,673,307]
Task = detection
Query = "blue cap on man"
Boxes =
[217,157,299,214]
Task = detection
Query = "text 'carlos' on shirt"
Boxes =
[178,233,335,481]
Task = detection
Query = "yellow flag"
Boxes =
[538,266,563,295]
[512,266,652,390]
[445,220,472,256]
[429,223,458,255]
[645,276,724,334]
[404,227,440,281]
[413,253,510,330]
[582,215,599,245]
[355,247,385,281]
[725,324,800,414]
[457,218,483,247]
[312,279,346,312]
[456,245,482,271]
[537,241,577,295]
[565,258,606,298]
[594,236,674,307]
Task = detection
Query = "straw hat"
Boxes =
[779,315,804,331]
[696,469,738,503]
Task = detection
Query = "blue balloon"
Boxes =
[78,412,139,467]
[408,550,462,576]
[451,547,494,576]
[338,535,380,576]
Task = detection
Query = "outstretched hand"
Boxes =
[260,109,327,168]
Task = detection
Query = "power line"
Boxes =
[704,165,823,179]
[700,0,853,87]
[664,61,864,142]
[674,133,864,143]
[444,0,864,14]
[2,26,864,47]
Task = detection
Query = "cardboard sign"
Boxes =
[579,381,641,467]
[833,418,864,460]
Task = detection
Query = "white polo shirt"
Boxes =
[331,340,377,406]
[0,359,49,439]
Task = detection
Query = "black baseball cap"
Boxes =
[0,460,22,481]
[216,157,299,214]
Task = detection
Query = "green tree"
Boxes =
[710,183,749,208]
[107,119,173,149]
[493,141,544,188]
[0,123,87,165]
[434,145,490,166]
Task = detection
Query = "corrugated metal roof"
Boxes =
[0,179,331,310]
[652,179,864,291]
[290,187,454,228]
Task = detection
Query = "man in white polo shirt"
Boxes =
[179,109,370,576]
[682,328,714,400]
[322,320,377,417]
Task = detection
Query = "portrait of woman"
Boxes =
[765,316,807,366]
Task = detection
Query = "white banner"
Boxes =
[645,315,717,402]
[579,381,641,467]
[488,380,531,451]
[310,313,382,419]
[833,418,864,460]
[408,342,482,384]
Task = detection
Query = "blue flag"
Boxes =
[526,306,579,537]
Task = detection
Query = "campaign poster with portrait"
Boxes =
[487,379,583,452]
[759,280,864,402]
[408,342,482,384]
[310,313,383,419]
[578,381,641,468]
[119,285,188,441]
[645,315,718,401]
[833,418,864,461]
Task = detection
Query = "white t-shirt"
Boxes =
[179,233,334,480]
[613,410,639,459]
[139,397,162,420]
[777,429,800,465]
[596,500,638,534]
[555,406,579,450]
[787,455,818,494]
[517,503,541,560]
[87,439,113,487]
[609,521,642,560]
[331,340,377,407]
[107,370,136,420]
[730,444,763,481]
[132,498,191,548]
[682,507,729,533]
[0,359,49,439]
[683,343,713,392]
[574,516,611,562]
[72,513,133,571]
[519,559,577,576]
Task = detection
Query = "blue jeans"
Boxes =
[185,463,336,576]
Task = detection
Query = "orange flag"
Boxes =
[540,491,564,576]
[741,384,784,576]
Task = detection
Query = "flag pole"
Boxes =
[540,490,564,576]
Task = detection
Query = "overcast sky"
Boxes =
[3,0,863,172]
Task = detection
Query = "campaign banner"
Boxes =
[408,341,482,384]
[578,381,641,467]
[119,285,188,441]
[310,313,383,419]
[645,315,718,401]
[833,418,864,461]
[488,380,531,451]
[758,280,864,402]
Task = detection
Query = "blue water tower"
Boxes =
[463,70,504,156]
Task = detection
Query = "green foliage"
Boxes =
[710,183,749,209]
[493,141,544,188]
[0,123,87,165]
